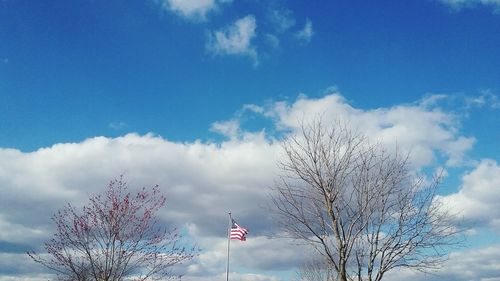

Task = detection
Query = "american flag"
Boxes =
[230,219,248,241]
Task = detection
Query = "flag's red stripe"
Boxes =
[230,223,248,241]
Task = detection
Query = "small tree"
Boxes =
[272,120,460,281]
[28,177,196,281]
[295,257,336,281]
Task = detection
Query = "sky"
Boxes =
[0,0,500,280]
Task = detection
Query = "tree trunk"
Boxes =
[339,260,348,281]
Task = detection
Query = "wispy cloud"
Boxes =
[210,119,240,138]
[206,15,258,66]
[264,33,280,49]
[108,121,127,130]
[465,90,500,109]
[418,92,500,113]
[295,18,314,43]
[267,8,296,33]
[160,0,232,21]
[242,104,265,114]
[437,0,500,12]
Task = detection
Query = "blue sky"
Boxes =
[2,0,498,150]
[1,0,500,280]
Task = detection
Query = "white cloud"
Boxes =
[0,253,54,280]
[108,121,127,130]
[262,93,474,168]
[242,104,265,114]
[466,90,500,109]
[436,159,500,229]
[0,132,281,279]
[0,131,281,241]
[161,0,232,21]
[184,232,309,278]
[0,215,46,244]
[210,119,240,138]
[295,19,314,43]
[183,272,282,281]
[229,236,309,271]
[267,8,296,33]
[264,33,280,49]
[206,15,258,66]
[437,0,500,11]
[384,244,500,281]
[0,276,52,281]
[0,92,484,280]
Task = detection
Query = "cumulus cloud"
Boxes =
[0,216,46,245]
[295,19,314,43]
[160,0,232,21]
[0,132,283,279]
[436,159,500,229]
[183,272,281,281]
[384,244,500,281]
[206,15,258,66]
[0,92,485,280]
[184,231,309,278]
[260,93,474,167]
[0,253,50,277]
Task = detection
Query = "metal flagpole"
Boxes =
[226,212,232,281]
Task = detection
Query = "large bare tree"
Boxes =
[272,120,460,281]
[28,177,196,281]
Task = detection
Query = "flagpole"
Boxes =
[226,212,232,281]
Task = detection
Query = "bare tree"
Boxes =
[28,177,197,281]
[272,120,460,281]
[295,257,336,281]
